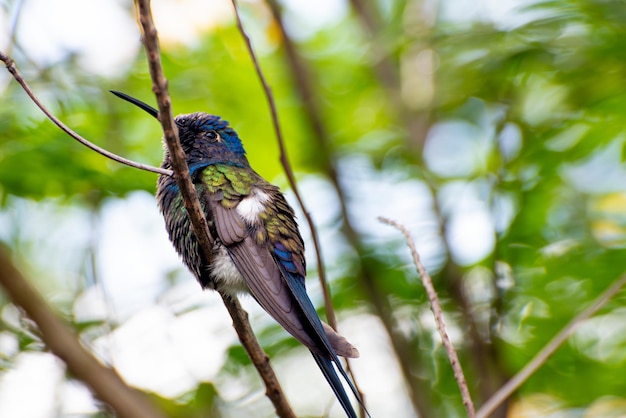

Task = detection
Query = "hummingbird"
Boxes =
[111,91,365,418]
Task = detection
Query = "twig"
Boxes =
[379,216,476,418]
[0,51,171,177]
[229,0,335,328]
[263,1,368,414]
[476,273,626,418]
[134,1,295,417]
[0,249,166,418]
[220,292,296,417]
[261,2,426,414]
[135,0,213,261]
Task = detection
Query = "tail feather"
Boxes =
[328,352,370,418]
[322,322,360,358]
[272,262,369,417]
[311,352,357,418]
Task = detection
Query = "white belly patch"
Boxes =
[236,189,270,224]
[211,245,249,295]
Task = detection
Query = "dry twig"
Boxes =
[379,216,476,418]
[262,1,368,413]
[229,0,337,330]
[476,273,626,418]
[0,50,171,177]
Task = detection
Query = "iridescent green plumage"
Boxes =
[202,165,254,207]
[199,164,303,255]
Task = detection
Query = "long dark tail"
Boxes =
[268,262,369,417]
[311,352,358,418]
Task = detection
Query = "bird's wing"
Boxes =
[208,193,319,349]
[207,179,359,357]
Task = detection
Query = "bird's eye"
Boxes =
[206,131,219,141]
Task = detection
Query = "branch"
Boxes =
[230,5,373,412]
[0,249,166,418]
[379,216,476,418]
[476,272,626,418]
[0,51,172,177]
[135,0,213,262]
[263,1,369,414]
[134,1,295,417]
[253,3,428,415]
[220,292,295,415]
[229,0,335,327]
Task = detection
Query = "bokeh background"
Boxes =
[2,0,626,417]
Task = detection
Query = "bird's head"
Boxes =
[111,91,249,170]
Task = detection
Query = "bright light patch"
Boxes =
[0,353,65,418]
[16,0,138,76]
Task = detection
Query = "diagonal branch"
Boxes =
[134,1,295,417]
[228,0,336,330]
[0,249,166,418]
[379,216,476,418]
[476,272,626,418]
[0,51,171,177]
[262,1,369,414]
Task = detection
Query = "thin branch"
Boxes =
[263,1,368,414]
[476,273,626,418]
[0,51,172,177]
[379,216,476,418]
[134,1,295,417]
[259,2,428,415]
[231,3,373,411]
[135,0,213,260]
[262,0,336,327]
[257,8,429,413]
[229,0,335,327]
[425,172,508,414]
[220,292,295,416]
[0,249,166,418]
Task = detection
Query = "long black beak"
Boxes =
[110,90,159,119]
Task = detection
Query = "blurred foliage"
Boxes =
[2,0,626,417]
